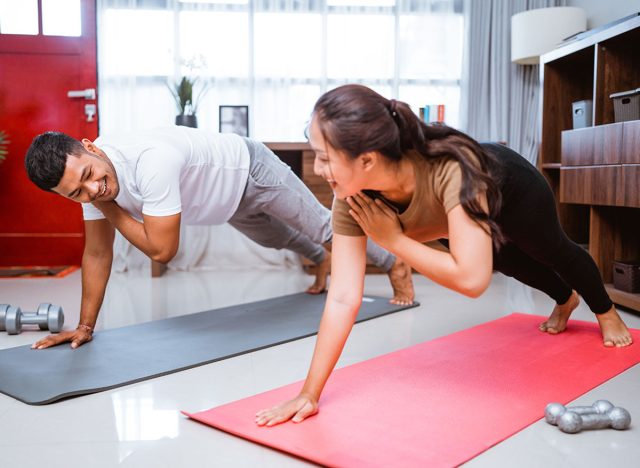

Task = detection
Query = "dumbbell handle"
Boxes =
[566,405,605,415]
[21,312,48,325]
[579,413,616,430]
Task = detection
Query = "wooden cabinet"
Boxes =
[264,142,333,209]
[560,165,621,205]
[560,123,623,166]
[539,15,640,312]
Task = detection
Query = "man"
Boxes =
[25,126,414,349]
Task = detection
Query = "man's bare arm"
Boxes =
[33,219,115,349]
[93,201,180,263]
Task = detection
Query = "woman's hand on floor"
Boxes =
[255,393,319,427]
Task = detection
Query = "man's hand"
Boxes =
[255,393,319,427]
[347,192,404,250]
[32,327,93,350]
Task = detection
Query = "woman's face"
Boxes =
[308,116,365,200]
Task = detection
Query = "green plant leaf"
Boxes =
[167,75,207,116]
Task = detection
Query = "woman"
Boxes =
[255,84,632,427]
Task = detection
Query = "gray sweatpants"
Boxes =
[228,138,396,271]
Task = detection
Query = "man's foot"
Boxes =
[306,248,331,294]
[387,258,414,306]
[539,290,580,334]
[596,307,633,347]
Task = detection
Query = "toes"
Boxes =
[603,339,614,347]
[615,336,633,347]
[306,286,325,295]
[390,298,412,306]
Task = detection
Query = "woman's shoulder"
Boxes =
[413,152,461,184]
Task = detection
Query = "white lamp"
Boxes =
[511,7,587,65]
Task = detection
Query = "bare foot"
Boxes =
[387,258,414,306]
[596,307,633,347]
[306,248,330,294]
[539,290,580,334]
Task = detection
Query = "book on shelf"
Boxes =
[419,104,445,124]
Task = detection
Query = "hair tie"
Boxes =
[389,99,398,117]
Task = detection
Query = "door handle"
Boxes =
[67,88,96,100]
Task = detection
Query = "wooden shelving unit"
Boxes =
[539,15,640,312]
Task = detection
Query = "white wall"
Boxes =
[566,0,640,29]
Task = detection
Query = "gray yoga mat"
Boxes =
[0,292,418,405]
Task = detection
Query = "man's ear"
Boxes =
[81,138,98,154]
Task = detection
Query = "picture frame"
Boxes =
[219,105,249,137]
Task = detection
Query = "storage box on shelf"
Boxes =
[613,260,640,294]
[539,15,640,312]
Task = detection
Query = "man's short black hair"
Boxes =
[24,132,85,191]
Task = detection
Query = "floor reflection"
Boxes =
[112,389,180,442]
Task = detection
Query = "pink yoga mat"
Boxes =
[184,313,640,467]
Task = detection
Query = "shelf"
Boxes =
[605,284,640,313]
[541,163,562,169]
[263,142,310,151]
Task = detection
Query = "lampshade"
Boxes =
[511,7,587,65]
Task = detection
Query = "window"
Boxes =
[0,0,39,35]
[0,0,81,36]
[98,0,463,140]
[42,0,82,36]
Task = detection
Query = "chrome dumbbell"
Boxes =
[545,400,614,425]
[0,303,64,335]
[557,407,632,434]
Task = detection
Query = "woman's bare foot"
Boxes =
[306,248,331,294]
[539,290,580,334]
[595,307,633,347]
[387,258,414,305]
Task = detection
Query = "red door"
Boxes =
[0,0,97,266]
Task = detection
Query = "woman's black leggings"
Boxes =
[487,143,612,314]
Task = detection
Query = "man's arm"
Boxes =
[78,218,115,333]
[93,201,181,264]
[33,219,115,349]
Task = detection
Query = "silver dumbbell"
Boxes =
[0,303,64,335]
[558,407,631,434]
[545,400,614,425]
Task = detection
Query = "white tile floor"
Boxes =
[1,266,639,467]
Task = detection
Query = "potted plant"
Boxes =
[0,131,8,163]
[169,56,209,129]
[169,76,203,128]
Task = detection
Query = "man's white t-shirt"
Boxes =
[82,126,250,225]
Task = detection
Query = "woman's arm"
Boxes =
[348,193,493,297]
[255,234,368,426]
[393,204,493,297]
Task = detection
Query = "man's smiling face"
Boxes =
[52,144,119,203]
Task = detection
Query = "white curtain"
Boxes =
[460,0,565,165]
[459,0,565,312]
[96,0,464,271]
[97,0,464,139]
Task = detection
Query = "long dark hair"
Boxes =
[313,84,504,249]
